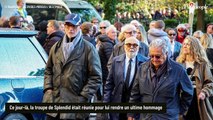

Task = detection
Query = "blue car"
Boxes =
[0,28,48,120]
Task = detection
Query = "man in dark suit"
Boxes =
[104,37,148,120]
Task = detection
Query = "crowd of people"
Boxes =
[0,0,213,120]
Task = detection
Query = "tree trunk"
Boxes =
[197,0,205,31]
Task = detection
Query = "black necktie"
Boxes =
[125,59,132,88]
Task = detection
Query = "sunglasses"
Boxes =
[100,26,106,29]
[150,55,161,59]
[125,43,138,48]
[125,31,136,35]
[168,33,176,36]
[178,29,185,32]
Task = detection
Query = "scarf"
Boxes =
[150,59,168,89]
[62,31,82,61]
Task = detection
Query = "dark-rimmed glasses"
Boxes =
[168,33,176,36]
[100,26,106,29]
[125,43,138,48]
[150,55,161,59]
[125,31,136,35]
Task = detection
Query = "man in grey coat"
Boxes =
[42,13,102,120]
[128,39,193,120]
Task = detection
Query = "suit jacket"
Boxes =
[172,41,182,60]
[128,58,194,120]
[104,53,148,120]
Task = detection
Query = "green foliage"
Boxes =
[164,19,179,28]
[103,0,117,23]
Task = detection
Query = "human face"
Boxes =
[207,25,213,34]
[99,23,107,34]
[168,30,176,42]
[124,39,139,59]
[193,33,201,40]
[92,20,99,26]
[17,1,24,8]
[64,23,80,38]
[124,29,137,39]
[107,29,117,40]
[59,23,65,31]
[136,29,141,40]
[182,39,191,55]
[177,28,186,36]
[47,23,54,35]
[149,47,167,69]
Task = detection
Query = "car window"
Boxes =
[26,4,69,29]
[69,8,102,22]
[0,37,45,76]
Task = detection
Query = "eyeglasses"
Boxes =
[125,31,136,35]
[100,26,106,29]
[125,43,138,48]
[168,33,176,36]
[178,29,185,32]
[149,55,161,59]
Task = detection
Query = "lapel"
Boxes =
[55,40,65,65]
[115,54,125,83]
[191,62,201,81]
[144,62,154,95]
[118,42,125,55]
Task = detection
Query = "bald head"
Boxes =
[125,36,139,45]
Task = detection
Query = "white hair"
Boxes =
[99,20,111,28]
[176,24,186,30]
[121,24,136,32]
[130,20,142,26]
[106,25,117,34]
[149,38,169,54]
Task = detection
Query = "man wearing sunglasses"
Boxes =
[107,24,149,70]
[128,39,193,120]
[104,37,148,120]
[43,13,102,120]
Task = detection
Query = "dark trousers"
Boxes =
[184,89,200,120]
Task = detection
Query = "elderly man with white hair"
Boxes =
[107,24,149,70]
[104,36,148,120]
[128,39,193,120]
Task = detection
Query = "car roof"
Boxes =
[26,0,66,5]
[0,28,38,37]
[64,0,93,9]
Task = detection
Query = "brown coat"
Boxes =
[192,62,213,120]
